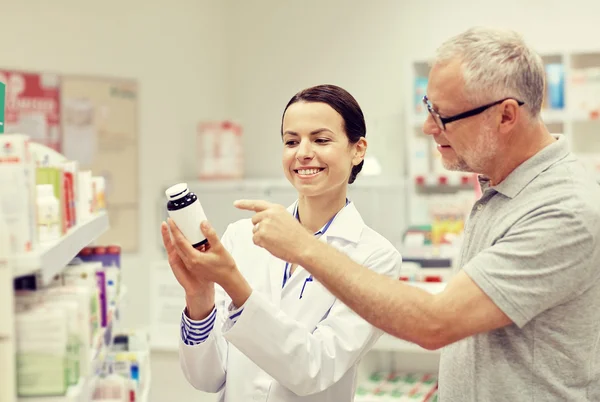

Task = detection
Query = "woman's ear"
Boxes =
[352,137,367,166]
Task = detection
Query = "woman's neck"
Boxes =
[297,190,347,234]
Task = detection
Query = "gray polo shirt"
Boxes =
[439,135,600,402]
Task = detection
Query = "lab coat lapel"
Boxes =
[268,256,283,307]
[279,202,364,304]
[319,202,363,244]
[280,266,309,300]
[267,201,298,307]
[275,201,364,306]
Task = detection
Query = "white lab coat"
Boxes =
[179,201,402,402]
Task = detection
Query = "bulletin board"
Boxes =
[60,76,139,251]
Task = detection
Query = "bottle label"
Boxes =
[167,199,208,246]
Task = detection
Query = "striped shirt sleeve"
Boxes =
[228,305,244,325]
[180,306,217,345]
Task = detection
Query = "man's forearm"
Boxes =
[297,240,446,349]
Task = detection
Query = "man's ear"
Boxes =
[498,99,520,134]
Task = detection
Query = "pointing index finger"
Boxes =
[234,199,273,212]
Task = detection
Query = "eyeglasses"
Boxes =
[422,95,525,131]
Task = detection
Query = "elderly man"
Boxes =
[235,27,600,401]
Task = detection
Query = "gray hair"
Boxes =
[433,27,545,118]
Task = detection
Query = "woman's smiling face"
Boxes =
[281,101,363,197]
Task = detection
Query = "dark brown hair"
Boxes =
[281,84,366,184]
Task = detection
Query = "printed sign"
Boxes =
[0,71,61,150]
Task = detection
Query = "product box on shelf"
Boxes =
[0,133,38,253]
[36,183,61,243]
[95,329,150,402]
[92,176,106,210]
[77,245,122,327]
[414,77,428,115]
[30,142,82,232]
[62,160,79,228]
[62,261,103,341]
[77,170,95,222]
[36,166,68,235]
[544,63,565,110]
[570,67,600,115]
[14,305,70,397]
[46,286,97,378]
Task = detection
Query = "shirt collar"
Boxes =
[286,200,364,244]
[478,134,570,198]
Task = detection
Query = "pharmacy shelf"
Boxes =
[16,286,128,402]
[17,376,89,402]
[414,173,475,188]
[90,286,127,363]
[9,213,109,284]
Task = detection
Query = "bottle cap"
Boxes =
[78,247,94,256]
[165,182,189,200]
[107,245,121,254]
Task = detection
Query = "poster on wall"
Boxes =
[60,76,139,251]
[0,70,61,150]
[197,120,244,179]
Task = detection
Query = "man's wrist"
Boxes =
[296,235,327,270]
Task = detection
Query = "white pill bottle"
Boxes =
[165,182,208,247]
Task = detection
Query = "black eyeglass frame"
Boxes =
[422,95,525,130]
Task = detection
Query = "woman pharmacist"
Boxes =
[162,84,402,401]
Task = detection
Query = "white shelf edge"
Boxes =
[10,212,109,284]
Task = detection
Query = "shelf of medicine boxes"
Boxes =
[9,212,109,285]
[17,285,129,402]
[372,281,446,354]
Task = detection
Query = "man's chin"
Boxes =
[442,159,473,173]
